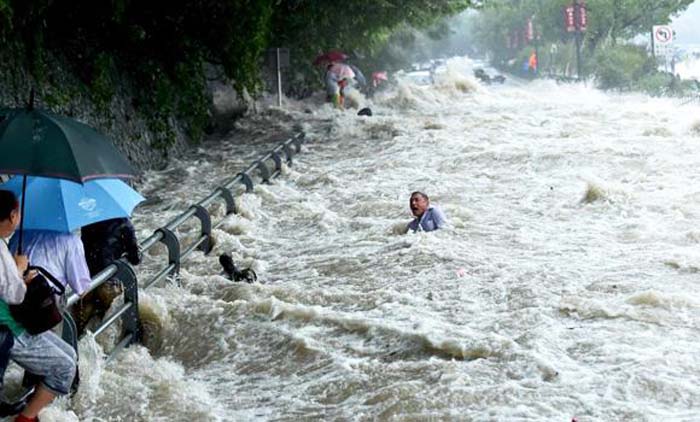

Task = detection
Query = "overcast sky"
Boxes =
[672,1,700,44]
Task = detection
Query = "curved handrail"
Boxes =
[63,132,306,358]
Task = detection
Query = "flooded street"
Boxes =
[41,57,700,421]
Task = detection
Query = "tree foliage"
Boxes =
[585,0,694,49]
[467,0,694,94]
[471,0,693,67]
[0,0,475,145]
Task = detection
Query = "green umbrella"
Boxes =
[0,107,136,182]
[0,103,137,253]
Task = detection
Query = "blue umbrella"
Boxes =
[0,176,145,232]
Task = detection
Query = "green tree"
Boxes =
[0,0,478,146]
[585,0,694,51]
[470,0,692,74]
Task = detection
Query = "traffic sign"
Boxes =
[653,25,673,45]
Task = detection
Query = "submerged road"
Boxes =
[36,57,700,421]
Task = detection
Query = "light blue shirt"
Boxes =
[408,206,447,232]
[9,230,91,295]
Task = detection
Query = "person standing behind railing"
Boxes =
[8,230,91,299]
[0,190,76,422]
[74,217,141,336]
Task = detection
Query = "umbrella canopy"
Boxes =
[313,50,348,66]
[0,107,136,183]
[372,71,388,82]
[328,63,356,80]
[0,176,145,233]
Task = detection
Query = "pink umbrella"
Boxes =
[371,71,388,87]
[328,63,355,80]
[313,50,348,66]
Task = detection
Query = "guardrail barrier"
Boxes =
[62,132,305,361]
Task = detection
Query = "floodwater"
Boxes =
[16,57,700,421]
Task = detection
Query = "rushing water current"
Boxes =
[20,58,700,421]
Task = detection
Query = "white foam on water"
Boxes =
[51,56,700,420]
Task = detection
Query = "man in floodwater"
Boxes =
[407,191,447,233]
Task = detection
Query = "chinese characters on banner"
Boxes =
[564,1,587,32]
[526,18,534,42]
[579,3,587,31]
[564,6,575,32]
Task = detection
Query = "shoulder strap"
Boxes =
[27,265,66,295]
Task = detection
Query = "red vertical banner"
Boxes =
[578,1,587,31]
[526,18,534,42]
[564,6,575,32]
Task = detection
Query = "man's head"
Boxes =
[0,190,20,237]
[409,191,430,218]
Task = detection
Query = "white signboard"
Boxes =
[652,25,674,57]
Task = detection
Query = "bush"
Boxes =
[633,72,673,96]
[593,44,656,90]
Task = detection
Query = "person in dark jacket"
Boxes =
[81,218,141,275]
[72,218,141,336]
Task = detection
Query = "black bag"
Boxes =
[10,266,65,335]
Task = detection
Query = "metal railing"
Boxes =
[62,132,306,360]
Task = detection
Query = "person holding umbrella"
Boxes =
[314,51,355,109]
[0,99,138,419]
[76,217,142,336]
[325,61,356,108]
[0,191,29,414]
[0,190,76,422]
[9,230,91,295]
[0,175,145,337]
[0,104,138,256]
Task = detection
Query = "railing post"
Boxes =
[238,172,254,193]
[291,134,303,152]
[216,186,237,214]
[256,160,271,183]
[283,143,295,166]
[114,260,140,345]
[271,151,283,176]
[155,227,181,275]
[61,310,78,353]
[191,204,213,254]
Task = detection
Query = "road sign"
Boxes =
[265,48,290,68]
[652,25,674,58]
[653,25,674,45]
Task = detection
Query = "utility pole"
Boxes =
[276,48,283,107]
